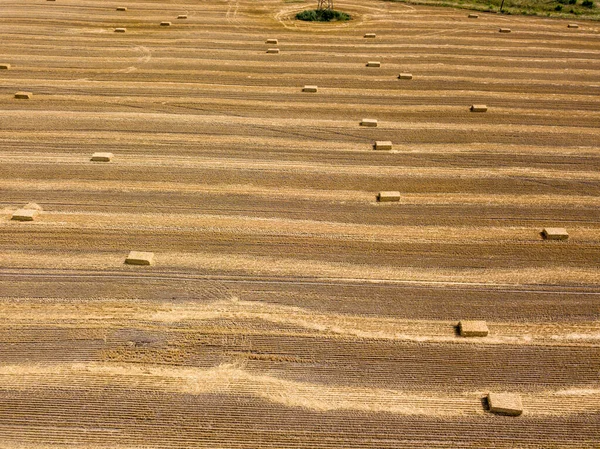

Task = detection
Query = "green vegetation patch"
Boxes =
[295,9,351,21]
[384,0,598,19]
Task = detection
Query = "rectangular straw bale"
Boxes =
[366,61,381,67]
[160,21,172,26]
[373,141,392,150]
[0,64,11,70]
[364,33,376,38]
[377,191,400,202]
[398,73,413,80]
[470,104,487,112]
[458,320,489,337]
[468,13,479,18]
[302,85,318,92]
[361,119,378,127]
[360,118,378,127]
[266,48,280,54]
[177,14,188,19]
[487,393,523,416]
[14,92,32,99]
[91,152,113,162]
[116,6,127,11]
[114,28,126,32]
[125,251,154,265]
[11,209,38,221]
[266,38,278,44]
[542,228,568,240]
[568,24,579,28]
[499,28,511,33]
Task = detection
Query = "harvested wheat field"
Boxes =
[1,0,599,447]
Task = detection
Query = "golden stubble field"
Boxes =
[0,0,599,447]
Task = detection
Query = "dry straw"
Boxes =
[470,104,487,112]
[15,92,32,99]
[373,141,392,151]
[360,118,378,127]
[377,191,400,202]
[541,228,568,240]
[487,393,523,416]
[11,209,38,221]
[125,251,154,266]
[91,152,113,162]
[458,321,489,337]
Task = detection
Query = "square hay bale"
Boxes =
[0,64,10,70]
[468,13,479,18]
[360,118,378,127]
[114,28,126,33]
[377,191,400,202]
[499,28,511,33]
[458,320,489,337]
[568,23,579,28]
[364,33,376,38]
[160,21,172,26]
[91,152,113,162]
[14,91,32,99]
[265,38,278,44]
[266,48,280,54]
[302,85,318,93]
[470,104,487,112]
[116,6,127,11]
[487,393,523,416]
[177,14,188,19]
[125,251,154,266]
[373,140,392,151]
[366,61,381,67]
[398,73,413,80]
[542,227,568,240]
[11,209,38,221]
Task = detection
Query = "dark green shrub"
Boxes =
[296,9,317,20]
[555,4,563,10]
[582,0,594,7]
[295,9,351,21]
